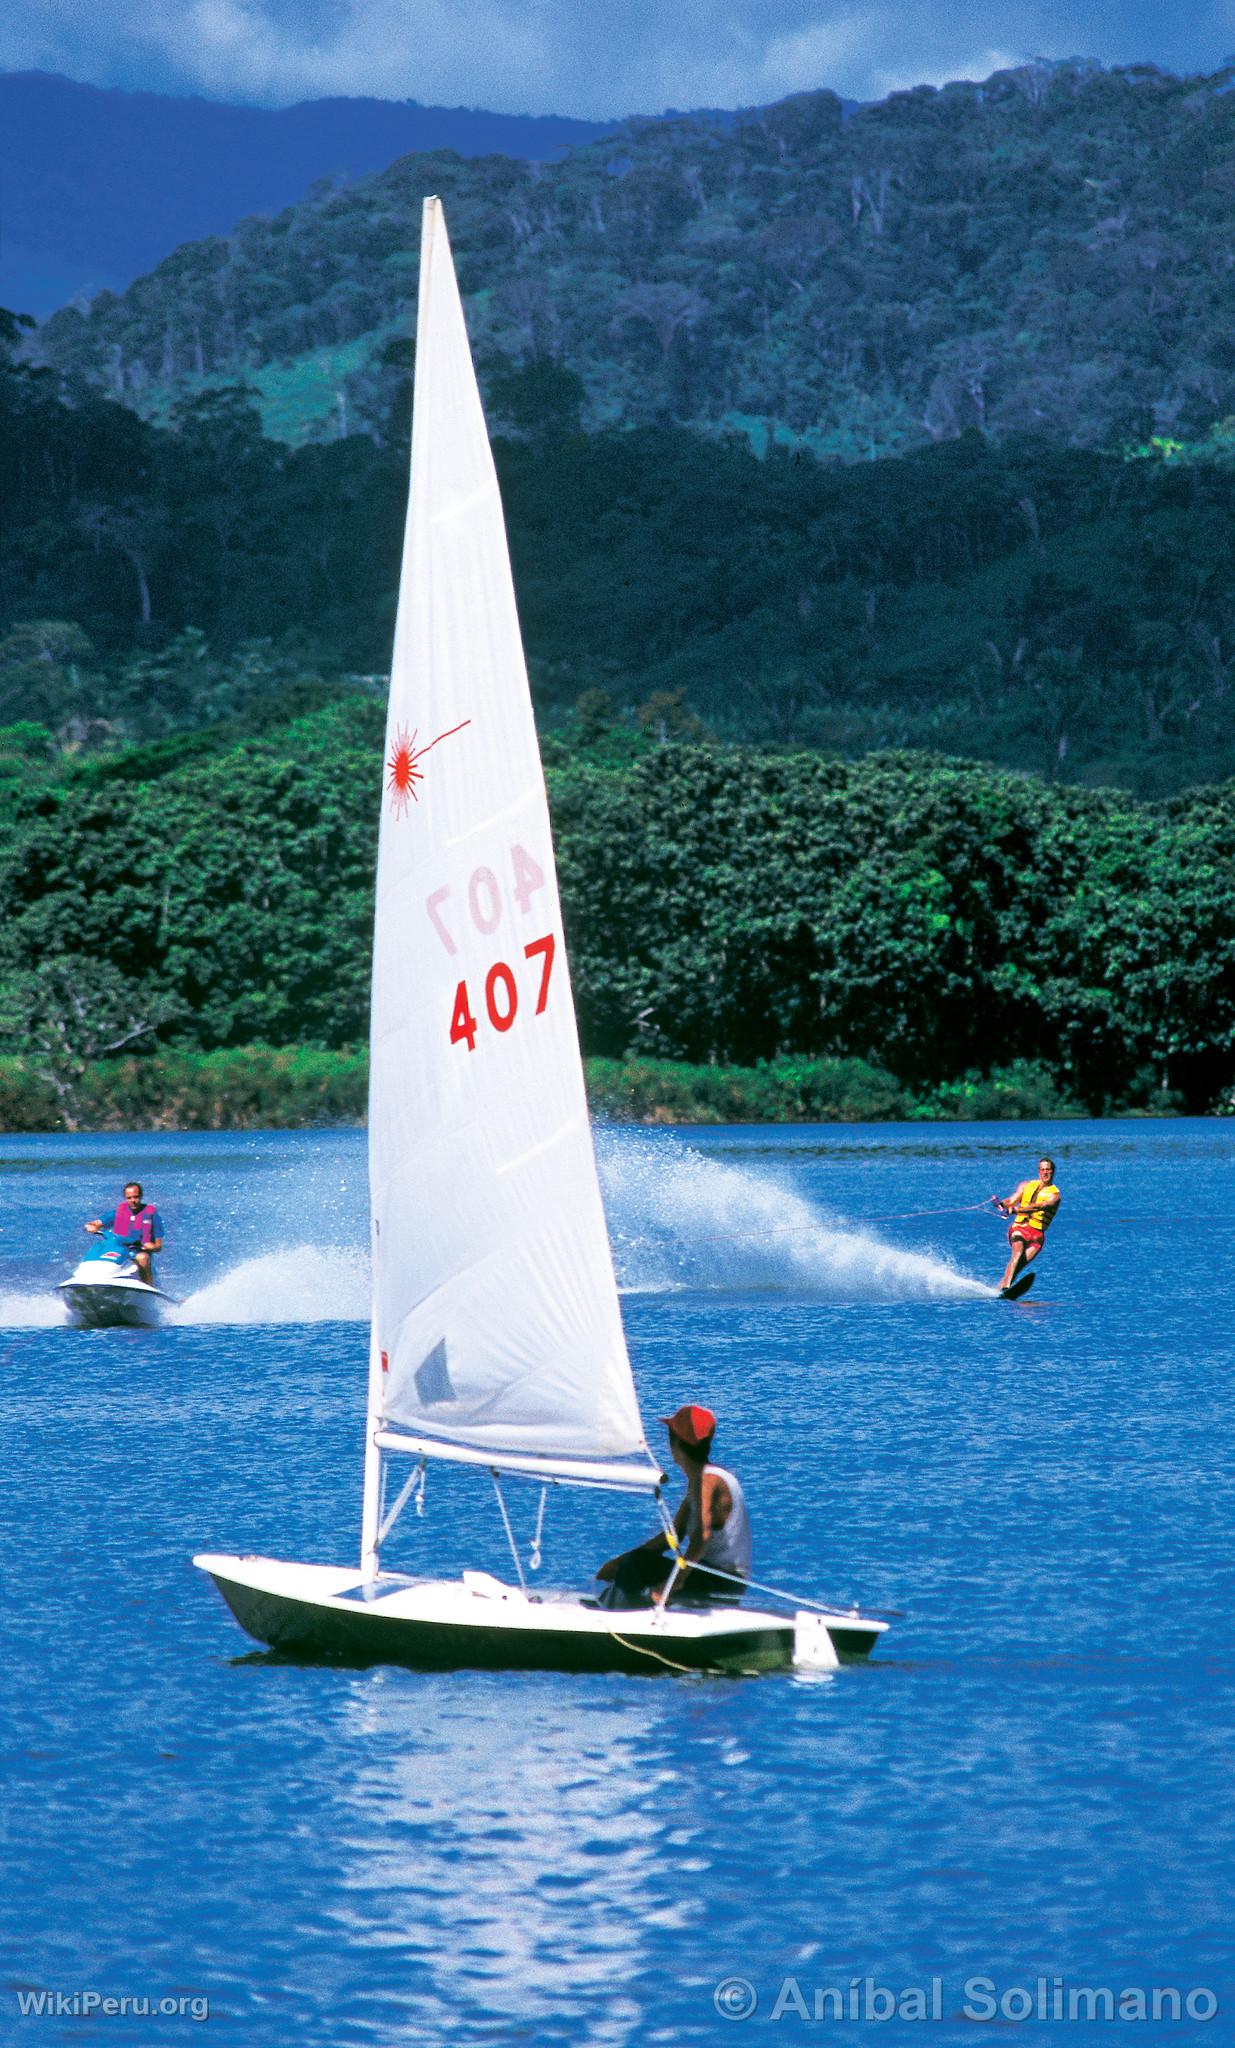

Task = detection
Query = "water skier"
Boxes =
[992,1157,1060,1296]
[595,1404,752,1609]
[85,1180,164,1288]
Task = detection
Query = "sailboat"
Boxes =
[195,199,888,1676]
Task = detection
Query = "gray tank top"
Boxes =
[686,1465,752,1580]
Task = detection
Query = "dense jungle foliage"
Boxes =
[2,705,1232,1123]
[6,310,1235,795]
[30,59,1235,457]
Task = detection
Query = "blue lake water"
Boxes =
[1,1120,1231,2044]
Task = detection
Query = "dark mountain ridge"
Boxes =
[29,56,1235,458]
[0,70,618,316]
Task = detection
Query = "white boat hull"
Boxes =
[58,1265,168,1328]
[194,1553,887,1676]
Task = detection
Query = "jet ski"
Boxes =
[58,1231,169,1328]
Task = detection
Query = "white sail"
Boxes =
[364,198,654,1496]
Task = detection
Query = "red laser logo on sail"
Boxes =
[387,721,471,816]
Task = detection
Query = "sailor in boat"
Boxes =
[992,1156,1060,1293]
[595,1404,752,1610]
[84,1180,164,1288]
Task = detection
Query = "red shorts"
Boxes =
[1009,1223,1044,1249]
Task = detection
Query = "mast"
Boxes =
[361,197,658,1575]
[360,200,441,1575]
[360,1326,384,1577]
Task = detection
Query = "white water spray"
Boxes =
[596,1132,991,1301]
[174,1247,369,1326]
[0,1289,67,1329]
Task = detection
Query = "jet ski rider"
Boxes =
[85,1181,164,1288]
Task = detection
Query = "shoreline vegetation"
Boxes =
[0,1046,1182,1135]
[5,730,1233,1123]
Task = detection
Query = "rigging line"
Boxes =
[644,1497,895,1618]
[671,1554,902,1621]
[606,1625,767,1680]
[490,1470,528,1594]
[529,1485,548,1572]
[605,1630,702,1676]
[377,1461,423,1547]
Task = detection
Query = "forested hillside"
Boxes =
[32,58,1235,457]
[3,711,1232,1119]
[5,310,1235,795]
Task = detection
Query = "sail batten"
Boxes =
[363,197,652,1503]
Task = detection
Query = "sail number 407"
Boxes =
[450,936,555,1052]
[426,844,558,1053]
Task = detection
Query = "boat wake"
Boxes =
[174,1248,369,1326]
[596,1133,992,1302]
[0,1251,369,1330]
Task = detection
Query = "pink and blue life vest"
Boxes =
[111,1202,161,1246]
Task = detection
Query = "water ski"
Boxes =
[1000,1272,1036,1301]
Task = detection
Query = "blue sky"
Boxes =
[5,1,1235,117]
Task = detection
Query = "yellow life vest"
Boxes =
[1013,1180,1059,1232]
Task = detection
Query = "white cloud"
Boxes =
[756,14,883,95]
[638,9,878,110]
[870,45,1032,95]
[0,0,556,109]
[2,0,1228,118]
[136,0,554,106]
[633,8,1058,115]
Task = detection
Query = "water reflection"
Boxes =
[331,1676,684,2043]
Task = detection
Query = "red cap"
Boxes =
[660,1403,716,1448]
